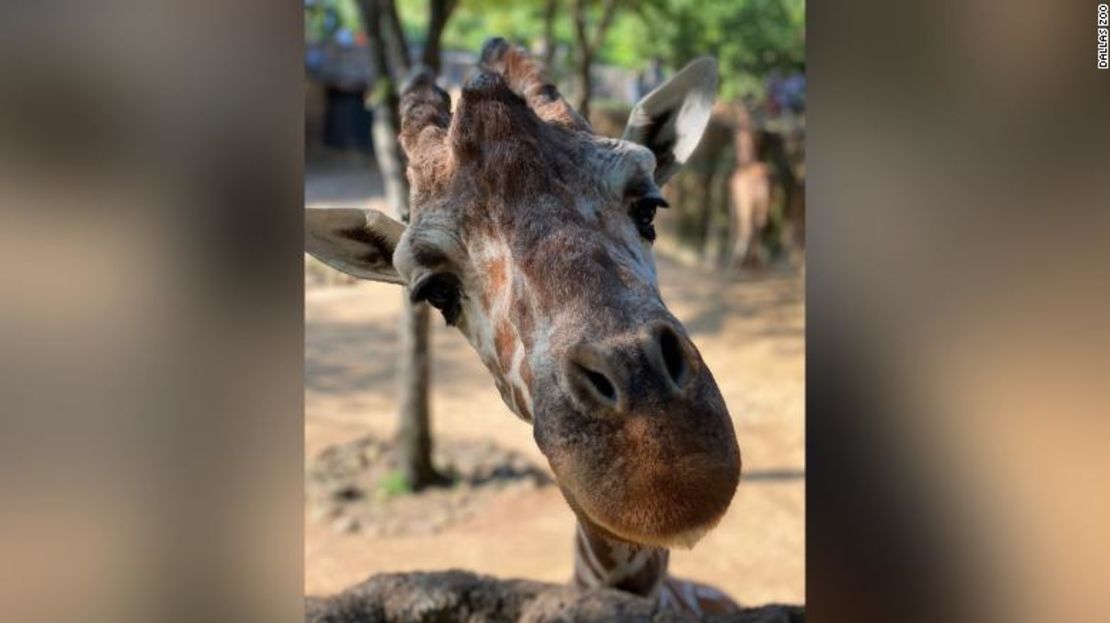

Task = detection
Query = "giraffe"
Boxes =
[728,104,773,269]
[306,38,743,617]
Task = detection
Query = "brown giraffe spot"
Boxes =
[580,524,620,571]
[614,550,667,595]
[519,356,534,389]
[494,319,516,373]
[482,257,508,309]
[575,531,605,578]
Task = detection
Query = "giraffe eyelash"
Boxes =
[411,272,463,326]
[629,196,669,242]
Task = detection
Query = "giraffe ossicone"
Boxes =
[307,38,742,615]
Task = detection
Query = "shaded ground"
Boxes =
[307,434,552,537]
[305,159,805,605]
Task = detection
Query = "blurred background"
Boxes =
[302,0,805,605]
[4,2,1109,622]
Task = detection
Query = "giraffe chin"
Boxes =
[590,511,722,550]
[543,414,741,552]
[561,481,732,551]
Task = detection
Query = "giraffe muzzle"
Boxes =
[538,321,741,548]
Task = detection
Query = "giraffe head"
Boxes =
[307,39,740,549]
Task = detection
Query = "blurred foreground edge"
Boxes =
[305,571,804,623]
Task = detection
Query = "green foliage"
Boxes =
[377,470,413,499]
[393,0,803,101]
[398,0,558,54]
[315,0,804,102]
[306,0,367,43]
[623,0,804,99]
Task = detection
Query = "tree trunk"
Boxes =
[370,79,439,493]
[396,297,436,487]
[361,0,442,491]
[369,102,439,489]
[576,50,592,121]
[370,93,408,221]
[571,0,592,120]
[571,0,620,123]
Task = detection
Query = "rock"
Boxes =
[331,516,360,534]
[305,570,804,623]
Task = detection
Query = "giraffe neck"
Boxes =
[571,520,741,616]
[572,520,669,597]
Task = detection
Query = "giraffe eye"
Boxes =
[411,273,462,326]
[629,196,668,242]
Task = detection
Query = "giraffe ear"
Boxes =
[622,57,718,185]
[305,208,406,284]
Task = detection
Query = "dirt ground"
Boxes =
[304,160,805,605]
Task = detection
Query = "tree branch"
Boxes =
[359,0,390,85]
[421,0,458,73]
[540,0,559,67]
[590,0,622,54]
[381,0,411,75]
[571,0,590,54]
[572,0,623,57]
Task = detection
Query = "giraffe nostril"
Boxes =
[658,326,689,389]
[576,363,617,404]
[565,344,621,409]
